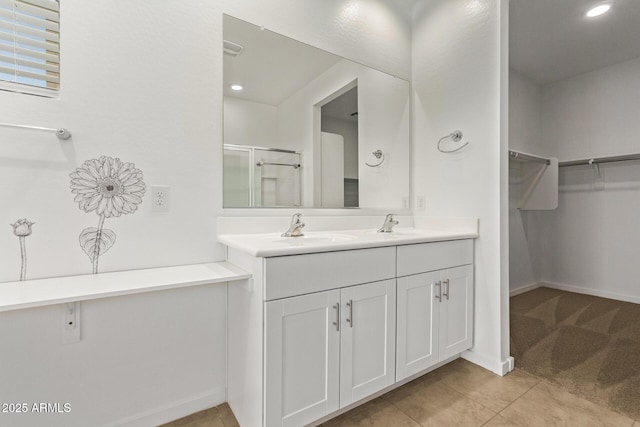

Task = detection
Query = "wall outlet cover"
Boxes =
[152,185,170,212]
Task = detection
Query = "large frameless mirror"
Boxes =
[223,14,410,208]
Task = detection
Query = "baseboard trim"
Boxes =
[509,282,542,297]
[501,356,515,375]
[461,350,513,376]
[105,387,226,427]
[510,281,640,304]
[540,281,640,305]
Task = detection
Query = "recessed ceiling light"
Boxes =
[230,84,244,91]
[586,4,611,17]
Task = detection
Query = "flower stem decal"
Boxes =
[94,214,105,273]
[11,219,34,281]
[78,214,117,274]
[70,156,145,274]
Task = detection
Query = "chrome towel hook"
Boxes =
[365,149,385,167]
[437,130,469,153]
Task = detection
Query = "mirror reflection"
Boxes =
[223,14,410,208]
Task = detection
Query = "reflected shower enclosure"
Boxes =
[223,145,302,207]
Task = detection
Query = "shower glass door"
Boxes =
[224,145,301,207]
[254,148,301,207]
[223,145,252,207]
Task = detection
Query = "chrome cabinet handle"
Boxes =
[435,281,442,302]
[443,279,450,300]
[333,303,340,332]
[346,300,353,328]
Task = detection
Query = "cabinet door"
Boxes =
[340,279,396,407]
[265,289,341,427]
[439,264,474,360]
[396,272,440,381]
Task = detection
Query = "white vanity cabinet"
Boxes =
[226,237,475,427]
[264,289,341,427]
[264,279,396,427]
[339,279,396,407]
[396,240,474,381]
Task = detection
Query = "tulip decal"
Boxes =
[11,219,34,281]
[70,156,146,274]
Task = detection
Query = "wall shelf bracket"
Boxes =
[588,159,601,178]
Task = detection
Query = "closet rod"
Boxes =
[509,150,551,165]
[559,153,640,167]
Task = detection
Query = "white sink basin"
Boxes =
[259,233,357,244]
[363,228,422,237]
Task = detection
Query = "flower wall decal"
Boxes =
[70,156,146,274]
[10,218,34,281]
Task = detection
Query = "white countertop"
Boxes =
[0,262,251,313]
[218,227,479,257]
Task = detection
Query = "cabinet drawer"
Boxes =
[264,247,396,300]
[397,239,473,277]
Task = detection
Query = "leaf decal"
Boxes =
[79,227,117,262]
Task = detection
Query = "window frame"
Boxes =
[0,0,60,98]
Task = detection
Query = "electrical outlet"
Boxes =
[152,185,170,212]
[416,195,426,211]
[402,197,410,209]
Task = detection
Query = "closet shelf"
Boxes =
[509,149,558,210]
[0,262,251,313]
[509,150,551,165]
[559,153,640,167]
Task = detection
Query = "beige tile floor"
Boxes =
[162,402,239,427]
[163,358,640,427]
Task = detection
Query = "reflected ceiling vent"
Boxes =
[224,40,244,57]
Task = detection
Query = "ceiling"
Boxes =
[224,15,341,106]
[322,86,358,123]
[225,3,640,96]
[510,0,640,84]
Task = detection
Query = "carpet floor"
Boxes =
[511,286,640,421]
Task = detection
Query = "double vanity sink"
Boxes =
[219,215,478,427]
[218,221,477,258]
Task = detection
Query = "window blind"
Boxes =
[0,0,59,92]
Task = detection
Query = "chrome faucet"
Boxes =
[377,214,399,233]
[282,213,305,237]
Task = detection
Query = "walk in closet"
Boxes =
[509,0,640,302]
[508,0,640,420]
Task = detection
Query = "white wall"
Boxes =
[536,57,640,302]
[542,56,640,160]
[321,116,359,179]
[508,70,543,290]
[537,163,640,302]
[412,0,511,374]
[223,98,279,148]
[509,71,543,155]
[277,59,410,208]
[0,1,412,425]
[509,57,640,302]
[0,1,223,283]
[1,2,226,425]
[0,285,227,427]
